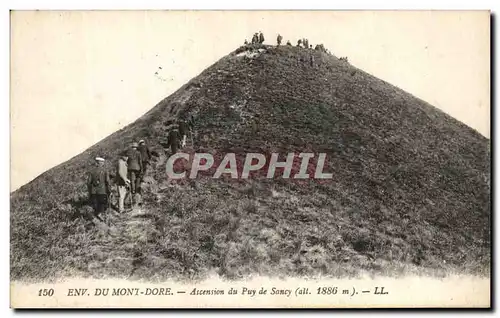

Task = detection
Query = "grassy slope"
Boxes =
[11,45,490,282]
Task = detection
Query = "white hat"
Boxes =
[139,139,145,144]
[95,157,105,162]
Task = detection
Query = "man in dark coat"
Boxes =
[167,126,181,154]
[87,157,111,219]
[252,33,258,44]
[138,139,152,178]
[258,31,265,44]
[277,34,283,46]
[126,142,143,194]
[187,113,195,130]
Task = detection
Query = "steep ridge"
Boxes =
[11,44,490,282]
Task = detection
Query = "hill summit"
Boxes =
[11,44,490,282]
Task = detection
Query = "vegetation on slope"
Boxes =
[11,44,490,282]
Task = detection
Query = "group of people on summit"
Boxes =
[244,31,265,45]
[243,32,331,54]
[86,114,195,220]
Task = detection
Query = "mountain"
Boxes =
[10,44,490,282]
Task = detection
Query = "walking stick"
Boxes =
[107,191,113,210]
[125,182,133,210]
[129,184,134,207]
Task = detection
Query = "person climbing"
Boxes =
[115,152,131,213]
[126,142,143,195]
[310,54,315,67]
[286,40,291,46]
[277,34,283,46]
[138,139,152,179]
[187,113,195,130]
[297,39,302,47]
[180,111,196,145]
[178,119,189,148]
[258,31,265,44]
[167,125,182,155]
[244,39,248,45]
[87,157,111,220]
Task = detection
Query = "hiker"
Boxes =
[178,119,189,148]
[244,39,248,45]
[277,34,283,46]
[167,125,182,154]
[303,38,309,49]
[297,39,302,47]
[310,54,315,67]
[87,157,111,219]
[138,139,152,178]
[315,44,326,53]
[126,142,143,195]
[286,40,291,46]
[258,31,264,44]
[115,152,131,213]
[252,33,258,44]
[186,113,195,130]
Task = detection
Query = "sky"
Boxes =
[10,10,490,191]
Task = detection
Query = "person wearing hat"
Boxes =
[115,152,131,213]
[138,139,152,180]
[126,142,143,195]
[87,156,111,219]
